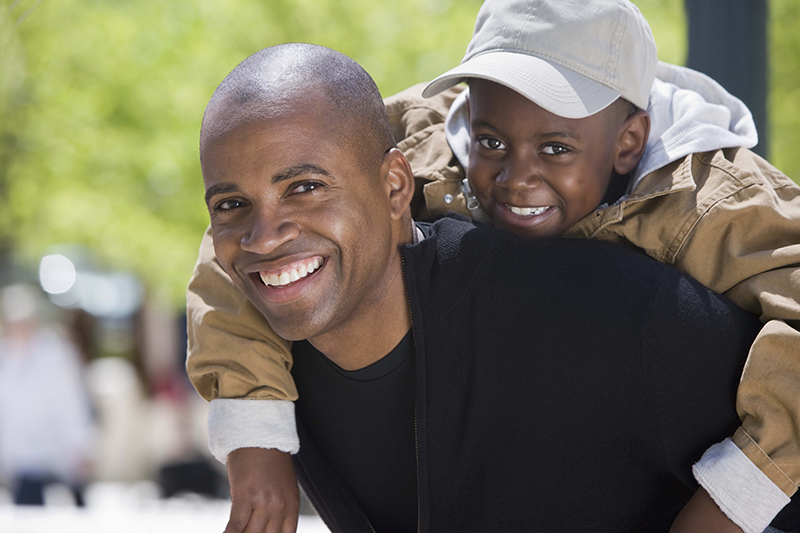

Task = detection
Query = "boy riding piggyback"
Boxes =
[187,1,800,531]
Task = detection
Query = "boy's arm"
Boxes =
[674,167,800,530]
[186,226,300,460]
[224,448,299,533]
[669,489,744,533]
[187,228,302,533]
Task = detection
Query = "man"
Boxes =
[197,43,796,532]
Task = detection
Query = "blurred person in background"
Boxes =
[0,284,96,506]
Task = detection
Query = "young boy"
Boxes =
[187,0,800,531]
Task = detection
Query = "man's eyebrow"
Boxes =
[205,182,240,206]
[272,164,332,184]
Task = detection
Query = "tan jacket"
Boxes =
[186,83,800,496]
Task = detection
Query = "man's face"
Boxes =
[467,80,620,238]
[201,96,396,342]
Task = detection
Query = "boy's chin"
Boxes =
[494,211,566,239]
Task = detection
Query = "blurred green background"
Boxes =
[1,0,798,309]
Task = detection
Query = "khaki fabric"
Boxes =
[186,83,800,496]
[187,230,296,401]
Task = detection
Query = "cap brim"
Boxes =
[422,51,621,119]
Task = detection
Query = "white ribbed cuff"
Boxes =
[208,399,299,464]
[693,438,790,533]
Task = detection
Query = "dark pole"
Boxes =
[685,0,769,158]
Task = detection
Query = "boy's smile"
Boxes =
[467,79,629,239]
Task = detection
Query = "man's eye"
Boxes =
[478,136,506,151]
[214,199,245,212]
[541,144,569,155]
[291,181,325,194]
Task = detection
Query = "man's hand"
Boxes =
[669,488,744,533]
[224,447,300,533]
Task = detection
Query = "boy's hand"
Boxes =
[669,488,744,533]
[224,447,300,533]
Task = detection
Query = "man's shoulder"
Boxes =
[411,215,668,303]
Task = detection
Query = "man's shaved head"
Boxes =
[201,43,396,173]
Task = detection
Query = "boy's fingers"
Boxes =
[227,498,297,533]
[280,512,300,533]
[223,501,253,533]
[241,506,270,533]
[257,496,298,533]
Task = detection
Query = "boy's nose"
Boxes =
[240,208,301,256]
[497,161,544,191]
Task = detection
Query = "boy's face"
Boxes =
[201,93,398,343]
[467,79,622,238]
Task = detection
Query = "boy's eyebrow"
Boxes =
[539,130,582,142]
[272,164,332,184]
[470,119,501,133]
[471,119,583,142]
[205,182,240,206]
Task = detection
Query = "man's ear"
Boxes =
[381,148,415,221]
[614,110,650,175]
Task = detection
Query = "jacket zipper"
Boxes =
[356,250,416,533]
[400,250,422,533]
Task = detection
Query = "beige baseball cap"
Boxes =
[423,0,658,119]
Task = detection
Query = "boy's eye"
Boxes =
[541,144,570,156]
[478,136,506,151]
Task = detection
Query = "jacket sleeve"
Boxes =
[185,226,297,402]
[674,166,800,499]
[384,83,470,221]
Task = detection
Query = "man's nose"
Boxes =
[240,208,301,255]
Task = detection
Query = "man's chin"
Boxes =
[252,302,328,342]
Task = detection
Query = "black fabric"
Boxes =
[293,214,793,532]
[292,332,417,533]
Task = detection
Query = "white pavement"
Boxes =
[0,483,331,533]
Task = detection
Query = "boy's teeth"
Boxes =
[260,257,323,287]
[509,205,549,216]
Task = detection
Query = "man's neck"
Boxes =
[307,232,414,371]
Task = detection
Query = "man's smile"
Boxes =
[244,254,329,305]
[255,256,325,287]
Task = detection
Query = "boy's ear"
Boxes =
[614,110,650,176]
[381,148,416,221]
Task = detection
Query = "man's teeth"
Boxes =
[508,205,550,216]
[261,258,322,287]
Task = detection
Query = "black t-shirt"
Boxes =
[292,330,417,533]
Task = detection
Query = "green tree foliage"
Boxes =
[0,0,797,308]
[770,0,800,180]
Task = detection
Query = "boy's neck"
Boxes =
[601,170,631,207]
